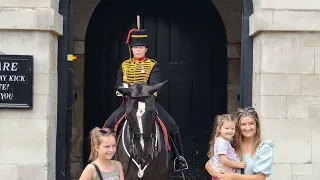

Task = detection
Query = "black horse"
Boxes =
[114,81,172,180]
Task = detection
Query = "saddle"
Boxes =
[113,113,171,152]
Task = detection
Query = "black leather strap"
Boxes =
[91,163,104,180]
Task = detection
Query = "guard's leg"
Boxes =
[155,103,188,171]
[103,104,126,131]
[155,103,178,132]
[170,131,188,171]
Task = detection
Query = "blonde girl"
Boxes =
[207,114,247,180]
[79,127,124,180]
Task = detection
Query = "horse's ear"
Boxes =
[116,87,131,96]
[148,80,168,95]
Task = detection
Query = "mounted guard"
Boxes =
[103,21,188,172]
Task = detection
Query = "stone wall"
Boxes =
[70,45,85,179]
[0,0,62,179]
[70,0,99,178]
[250,2,320,179]
[212,0,242,113]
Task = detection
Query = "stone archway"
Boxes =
[66,0,253,179]
[83,0,228,179]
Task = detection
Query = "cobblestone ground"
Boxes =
[167,169,210,180]
[166,157,211,180]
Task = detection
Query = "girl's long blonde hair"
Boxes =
[89,127,115,162]
[233,107,262,160]
[207,114,235,158]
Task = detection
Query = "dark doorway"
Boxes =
[83,0,227,178]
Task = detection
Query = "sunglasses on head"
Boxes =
[238,107,255,113]
[99,129,115,134]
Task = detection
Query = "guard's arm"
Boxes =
[115,66,124,89]
[148,63,162,97]
[148,63,162,86]
[115,66,128,97]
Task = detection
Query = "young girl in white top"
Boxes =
[207,114,247,180]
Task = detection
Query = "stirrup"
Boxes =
[173,156,188,172]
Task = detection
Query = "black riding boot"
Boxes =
[170,132,188,172]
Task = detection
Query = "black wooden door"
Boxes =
[84,0,227,179]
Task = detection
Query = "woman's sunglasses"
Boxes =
[238,107,256,113]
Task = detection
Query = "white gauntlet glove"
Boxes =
[115,83,129,97]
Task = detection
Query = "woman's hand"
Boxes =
[218,172,235,180]
[238,161,247,169]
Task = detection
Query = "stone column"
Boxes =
[212,0,243,113]
[0,0,62,179]
[70,1,99,179]
[250,1,320,179]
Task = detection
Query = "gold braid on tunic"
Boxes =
[121,58,156,86]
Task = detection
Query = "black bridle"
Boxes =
[125,94,158,154]
[127,94,157,139]
[120,94,159,176]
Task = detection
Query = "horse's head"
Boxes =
[116,81,168,168]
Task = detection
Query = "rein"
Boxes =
[121,94,159,178]
[122,119,159,178]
